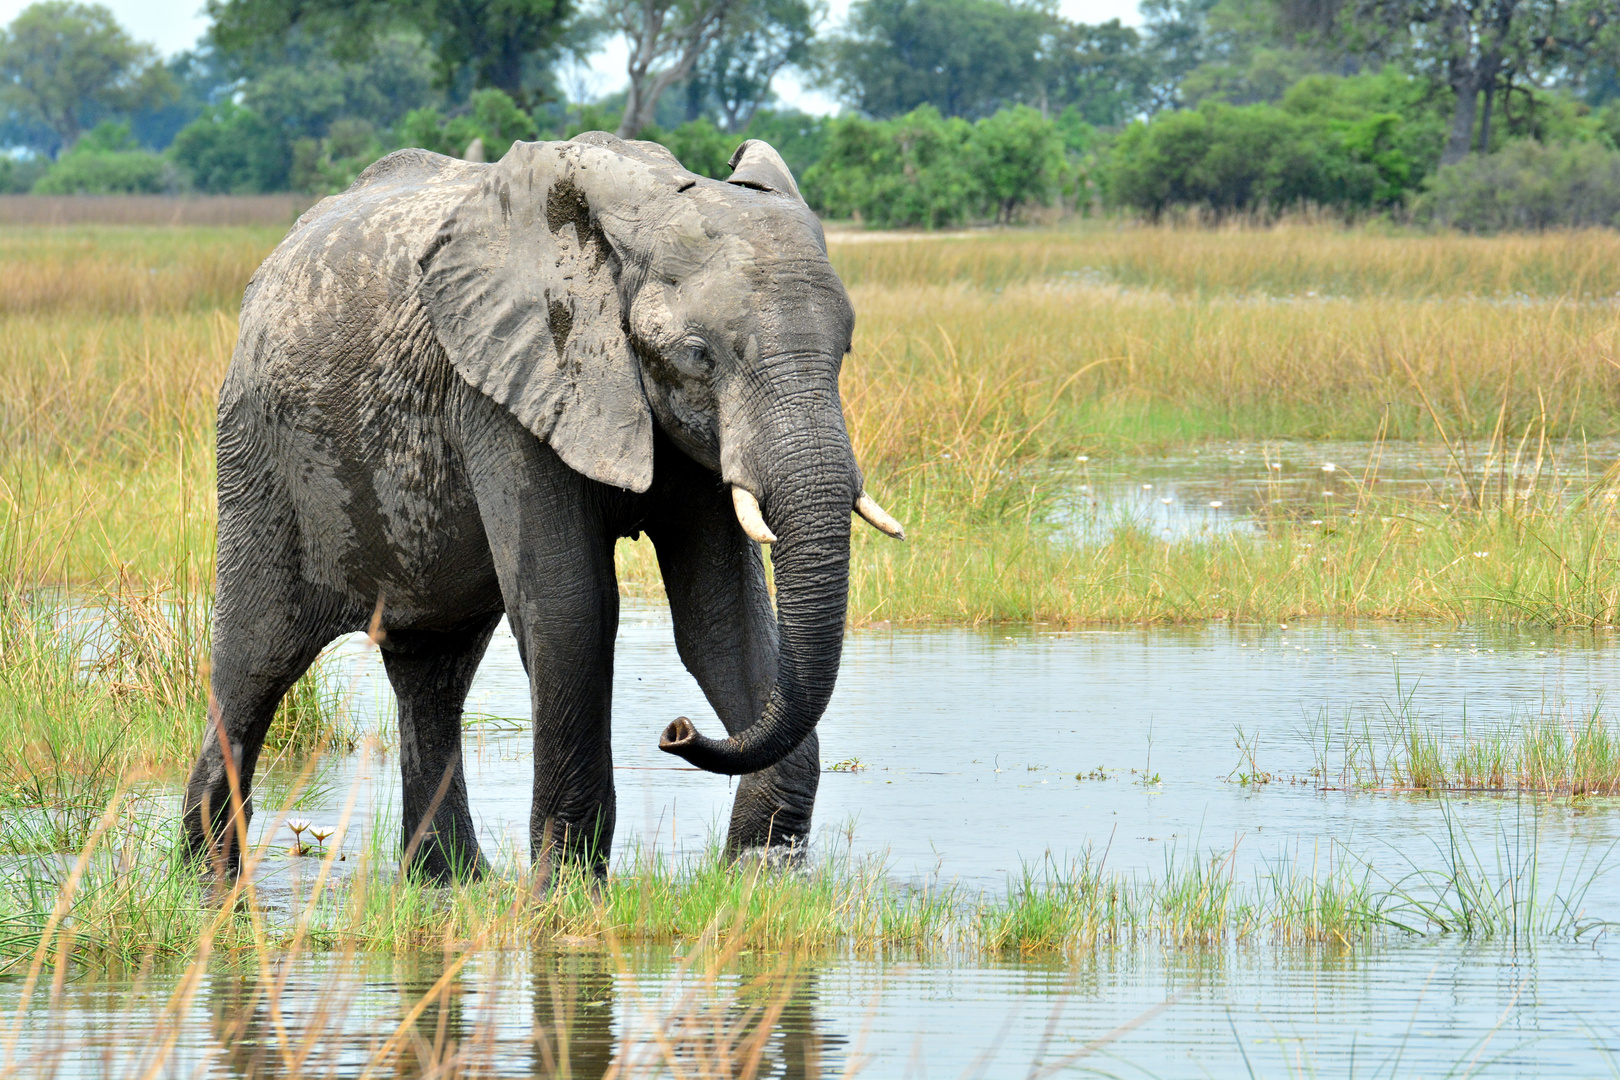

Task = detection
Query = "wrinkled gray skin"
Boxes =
[181,132,866,881]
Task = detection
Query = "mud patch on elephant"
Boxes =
[548,298,572,353]
[546,180,591,238]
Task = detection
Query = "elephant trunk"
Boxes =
[659,409,855,776]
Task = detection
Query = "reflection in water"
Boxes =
[532,950,616,1078]
[8,935,1620,1076]
[169,948,846,1078]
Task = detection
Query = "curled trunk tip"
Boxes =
[660,715,776,776]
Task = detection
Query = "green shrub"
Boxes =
[646,117,734,179]
[969,105,1064,222]
[1104,71,1446,217]
[291,118,386,194]
[33,122,176,194]
[0,156,47,194]
[1418,140,1620,232]
[397,89,538,162]
[168,103,290,193]
[804,105,1064,228]
[805,106,979,227]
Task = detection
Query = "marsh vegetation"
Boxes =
[4,222,1620,1073]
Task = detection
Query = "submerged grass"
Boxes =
[1315,687,1620,796]
[0,773,1600,978]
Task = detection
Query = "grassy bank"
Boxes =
[3,223,1620,783]
[4,223,1619,622]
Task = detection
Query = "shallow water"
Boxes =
[21,596,1620,1074]
[11,936,1620,1077]
[1055,437,1620,544]
[281,604,1620,895]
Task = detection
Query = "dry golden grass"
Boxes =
[0,194,313,227]
[0,227,279,314]
[3,223,1619,628]
[829,221,1620,298]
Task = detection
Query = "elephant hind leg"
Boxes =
[380,615,501,882]
[182,573,346,876]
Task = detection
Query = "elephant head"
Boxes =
[418,132,902,777]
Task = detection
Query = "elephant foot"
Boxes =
[403,836,488,885]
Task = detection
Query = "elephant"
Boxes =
[180,131,904,882]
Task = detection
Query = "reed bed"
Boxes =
[1315,693,1620,796]
[0,768,1595,977]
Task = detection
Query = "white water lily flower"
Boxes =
[287,818,311,836]
[1209,500,1223,508]
[1321,463,1337,472]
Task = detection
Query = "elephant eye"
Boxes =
[674,339,714,378]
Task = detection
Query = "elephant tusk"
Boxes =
[854,491,906,540]
[731,486,777,544]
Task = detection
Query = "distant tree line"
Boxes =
[1,0,1618,230]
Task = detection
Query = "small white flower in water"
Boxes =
[1160,496,1173,504]
[1321,463,1337,472]
[1142,483,1153,490]
[1077,455,1089,462]
[1269,462,1283,470]
[1209,500,1223,508]
[1473,551,1489,558]
[1323,490,1336,497]
[1311,519,1324,525]
[287,818,310,836]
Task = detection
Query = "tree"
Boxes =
[0,2,173,156]
[679,0,817,131]
[238,33,436,140]
[820,0,1052,119]
[169,101,290,191]
[1346,0,1620,164]
[207,0,577,103]
[607,0,736,136]
[1040,18,1156,125]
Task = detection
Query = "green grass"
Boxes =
[1312,686,1620,796]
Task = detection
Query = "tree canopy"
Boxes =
[0,1,173,156]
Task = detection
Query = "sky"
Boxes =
[0,0,1145,115]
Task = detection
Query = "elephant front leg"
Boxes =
[465,424,624,878]
[646,446,819,856]
[516,574,620,876]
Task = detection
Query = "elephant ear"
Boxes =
[726,140,802,202]
[418,140,659,493]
